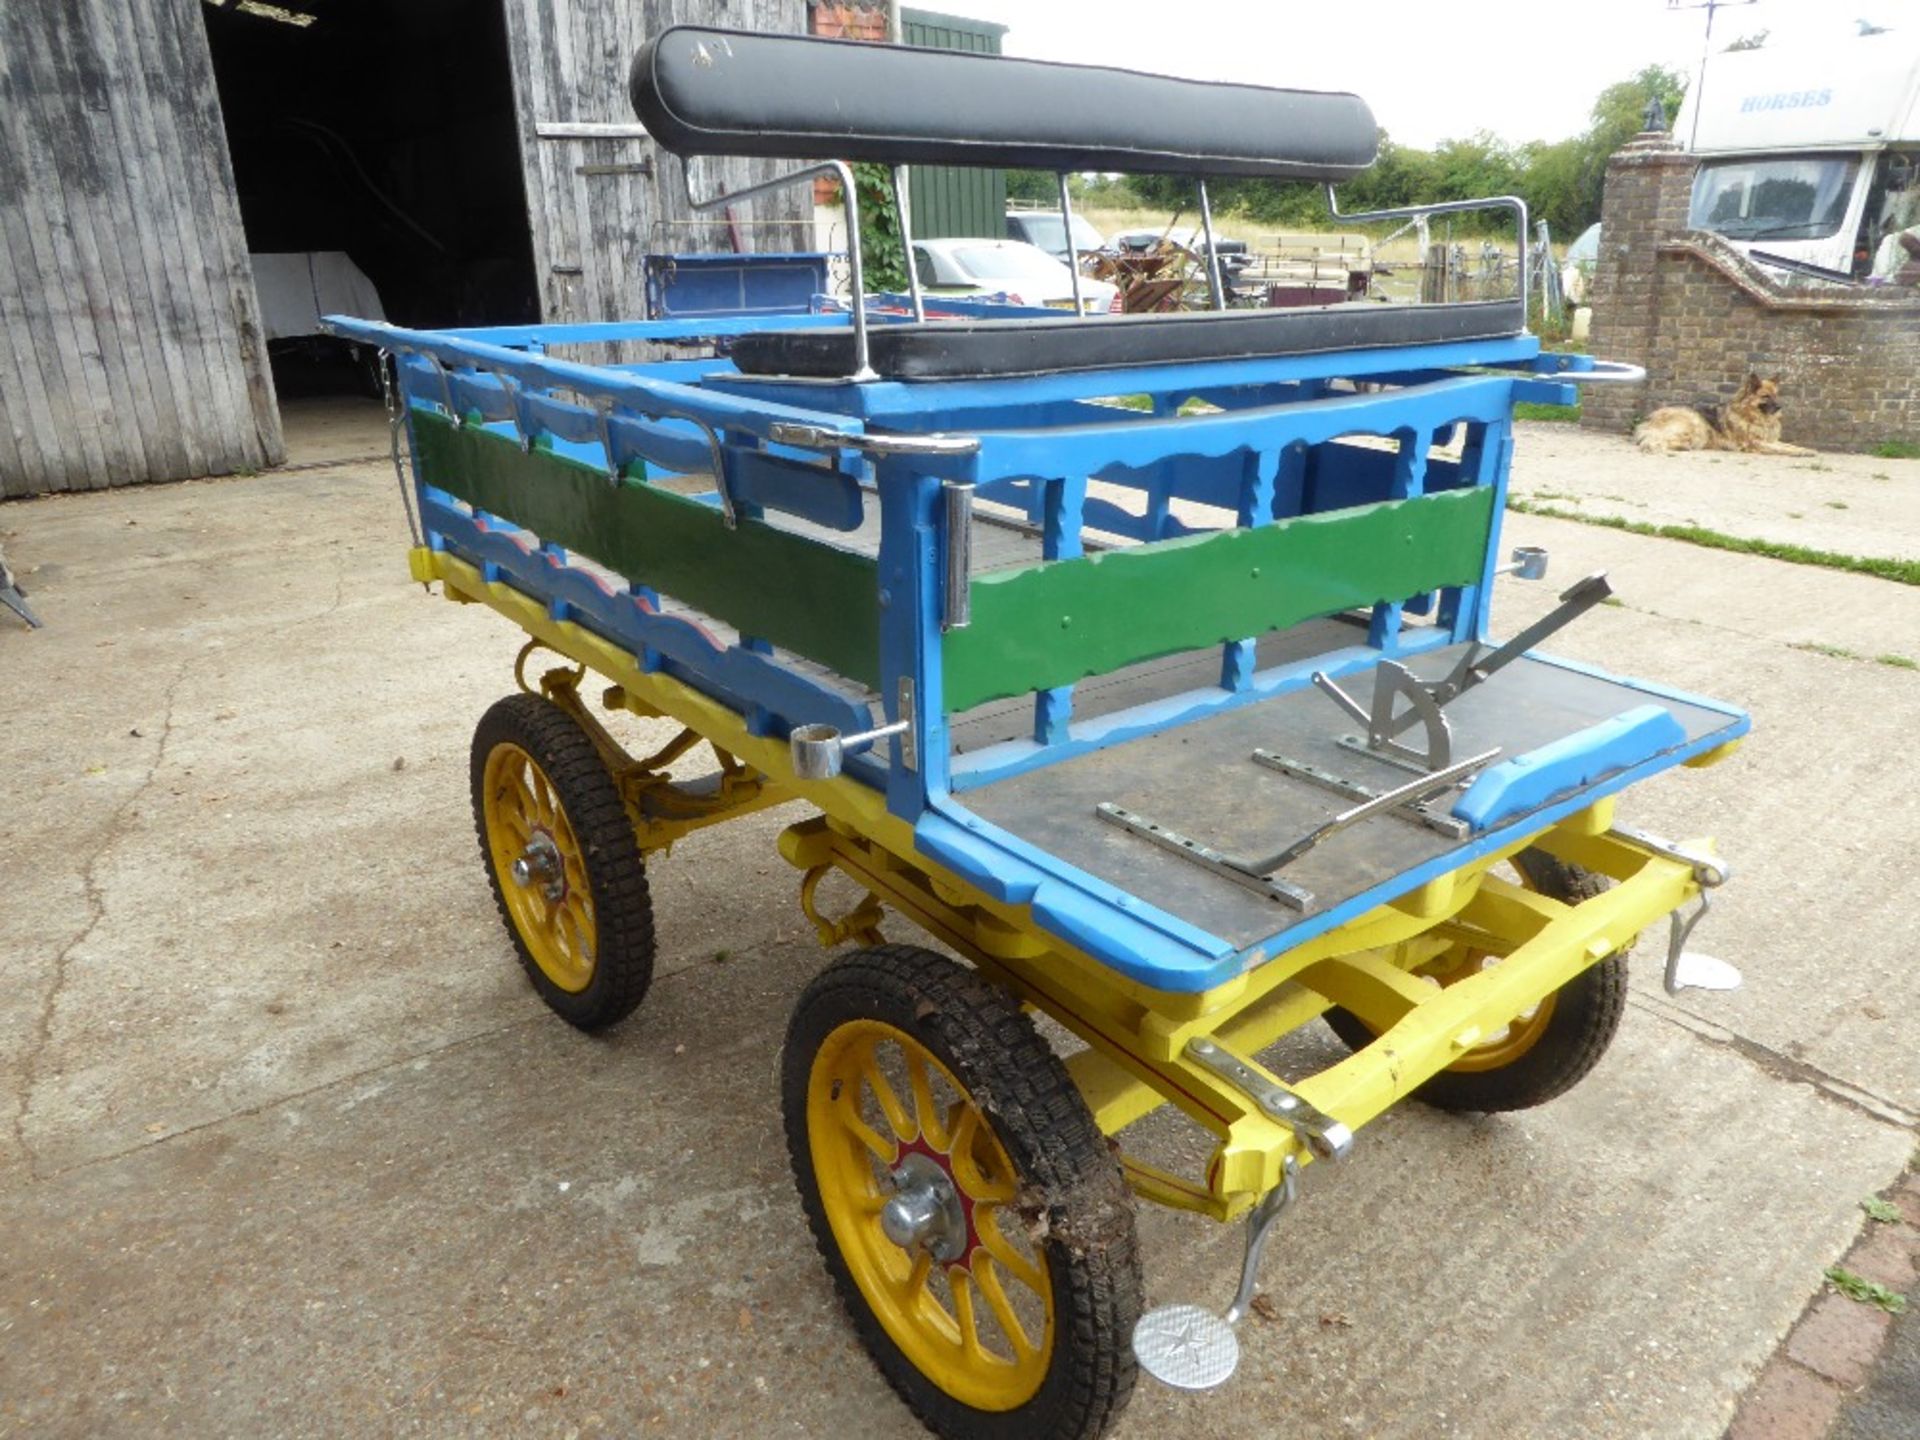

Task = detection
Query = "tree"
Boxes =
[1426,132,1525,204]
[1112,64,1690,244]
[1005,168,1056,205]
[1588,65,1690,158]
[1555,64,1690,234]
[1519,136,1589,239]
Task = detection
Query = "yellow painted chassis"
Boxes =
[427,547,1730,1224]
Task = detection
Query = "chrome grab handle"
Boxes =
[1324,187,1531,318]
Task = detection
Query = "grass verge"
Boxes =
[1787,643,1919,671]
[1513,401,1580,424]
[1507,499,1920,587]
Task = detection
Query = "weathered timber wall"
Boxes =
[502,0,811,326]
[0,0,281,498]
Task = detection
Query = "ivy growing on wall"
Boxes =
[850,162,910,294]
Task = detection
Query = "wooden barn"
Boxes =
[0,0,820,499]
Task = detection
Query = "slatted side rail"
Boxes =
[399,356,867,533]
[940,375,1517,769]
[324,317,894,739]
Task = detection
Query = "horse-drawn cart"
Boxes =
[328,28,1747,1439]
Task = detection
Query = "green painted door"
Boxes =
[902,9,1008,239]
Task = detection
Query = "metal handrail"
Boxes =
[891,165,927,321]
[684,157,877,380]
[1057,172,1086,315]
[1197,180,1227,310]
[1323,186,1531,319]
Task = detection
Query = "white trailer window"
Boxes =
[1689,156,1861,242]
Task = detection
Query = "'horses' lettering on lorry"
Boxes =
[1739,89,1835,113]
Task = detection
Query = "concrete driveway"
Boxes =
[1,406,1914,1438]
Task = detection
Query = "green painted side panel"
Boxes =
[942,487,1499,713]
[412,411,880,685]
[903,9,1006,240]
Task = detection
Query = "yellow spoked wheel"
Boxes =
[811,1020,1051,1410]
[784,946,1142,1440]
[482,741,596,993]
[471,694,655,1031]
[1323,848,1629,1113]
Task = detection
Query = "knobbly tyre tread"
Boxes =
[782,944,1144,1440]
[470,693,656,1031]
[1324,848,1629,1113]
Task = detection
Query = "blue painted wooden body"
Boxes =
[324,304,1749,994]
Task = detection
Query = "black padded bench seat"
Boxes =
[632,27,1378,181]
[728,299,1528,381]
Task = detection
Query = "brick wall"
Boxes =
[1581,133,1920,453]
[809,2,887,40]
[1580,133,1697,435]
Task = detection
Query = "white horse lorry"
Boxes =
[1674,27,1920,282]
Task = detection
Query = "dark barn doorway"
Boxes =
[203,0,538,403]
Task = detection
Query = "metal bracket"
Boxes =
[896,676,917,774]
[789,677,917,781]
[684,413,736,530]
[1609,823,1731,888]
[1095,748,1491,909]
[1498,545,1549,580]
[1131,1154,1300,1391]
[1243,747,1496,872]
[767,422,981,458]
[1094,803,1315,911]
[1315,574,1613,775]
[1662,889,1741,994]
[941,481,973,632]
[424,354,462,426]
[1605,824,1738,994]
[789,716,910,781]
[1224,1156,1296,1326]
[1433,571,1614,708]
[594,398,621,484]
[1249,749,1470,840]
[1315,660,1453,772]
[1186,1037,1353,1161]
[798,865,887,949]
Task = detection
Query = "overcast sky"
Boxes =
[924,0,1919,149]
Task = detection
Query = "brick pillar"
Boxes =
[1580,132,1697,433]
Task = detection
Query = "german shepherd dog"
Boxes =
[1633,373,1816,456]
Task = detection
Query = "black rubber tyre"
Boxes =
[783,945,1143,1440]
[1323,849,1629,1113]
[470,693,655,1031]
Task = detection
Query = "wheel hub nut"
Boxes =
[511,834,565,900]
[879,1154,966,1263]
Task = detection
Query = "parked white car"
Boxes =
[910,238,1120,313]
[1005,208,1107,262]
